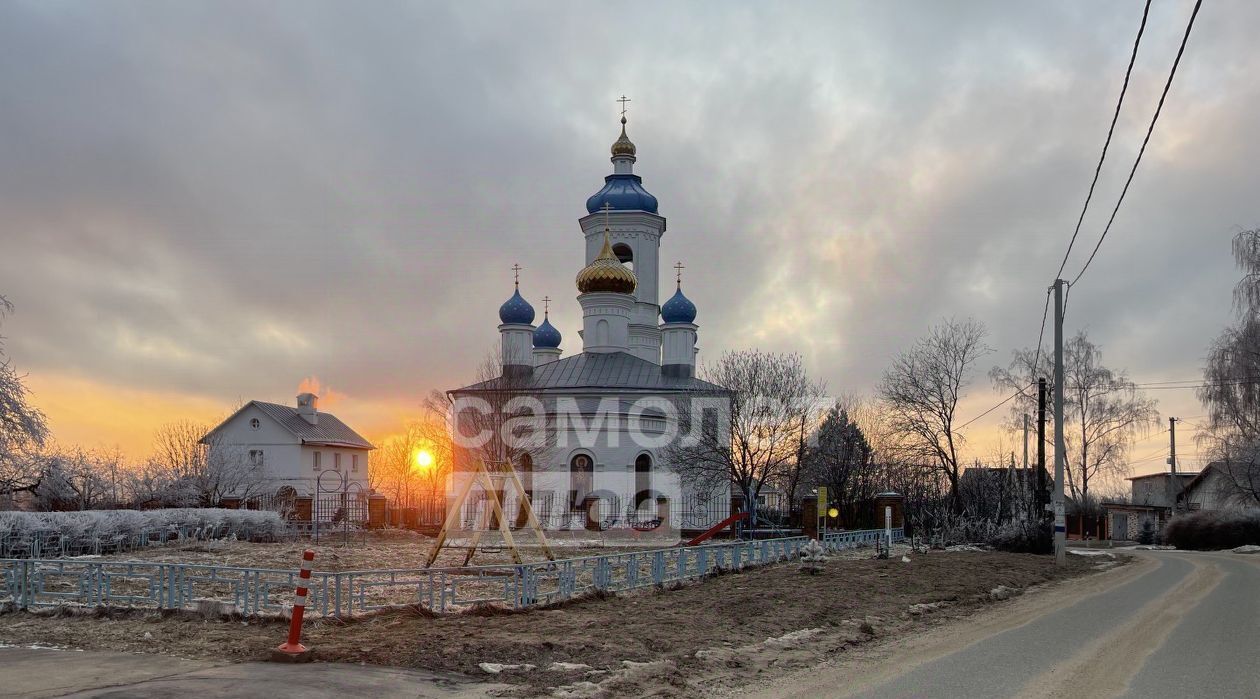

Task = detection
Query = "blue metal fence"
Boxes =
[1,529,901,618]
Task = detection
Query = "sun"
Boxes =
[413,448,434,469]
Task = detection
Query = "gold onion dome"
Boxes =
[611,116,636,157]
[576,232,637,294]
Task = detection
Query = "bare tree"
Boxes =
[153,420,263,506]
[878,318,990,513]
[667,350,825,512]
[1198,226,1260,505]
[434,347,552,477]
[992,331,1159,516]
[373,416,452,506]
[0,295,50,501]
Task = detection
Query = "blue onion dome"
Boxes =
[586,175,659,214]
[661,285,697,323]
[498,288,535,324]
[533,317,562,348]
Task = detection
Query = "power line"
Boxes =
[1070,0,1204,286]
[1032,287,1052,373]
[1055,0,1152,281]
[957,383,1033,430]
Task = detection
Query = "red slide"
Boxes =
[685,511,749,546]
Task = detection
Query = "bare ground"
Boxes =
[0,551,1109,697]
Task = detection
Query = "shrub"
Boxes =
[0,508,286,558]
[989,519,1052,554]
[1162,510,1260,550]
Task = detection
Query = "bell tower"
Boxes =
[579,98,665,363]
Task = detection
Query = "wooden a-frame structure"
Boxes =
[424,459,555,567]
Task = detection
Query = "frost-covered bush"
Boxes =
[0,508,286,558]
[989,519,1051,554]
[1162,510,1260,550]
[798,539,828,574]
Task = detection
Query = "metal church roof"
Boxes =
[452,351,725,394]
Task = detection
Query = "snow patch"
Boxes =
[1068,549,1115,558]
[547,662,592,672]
[479,662,536,674]
[1231,545,1260,555]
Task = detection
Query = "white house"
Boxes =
[200,393,374,498]
[448,113,733,532]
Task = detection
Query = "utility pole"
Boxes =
[1053,280,1067,565]
[1022,413,1030,522]
[1022,413,1030,471]
[1038,378,1047,519]
[1168,417,1179,513]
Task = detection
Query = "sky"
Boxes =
[1,0,1256,478]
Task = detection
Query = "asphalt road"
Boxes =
[754,549,1260,699]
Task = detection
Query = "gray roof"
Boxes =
[452,352,727,394]
[204,401,374,449]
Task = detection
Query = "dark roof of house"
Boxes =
[451,352,727,394]
[202,401,374,449]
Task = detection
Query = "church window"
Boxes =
[313,451,322,471]
[351,454,359,472]
[249,418,261,430]
[612,243,634,273]
[249,450,264,468]
[334,453,342,471]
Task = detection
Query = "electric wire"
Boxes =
[1055,0,1152,281]
[1069,0,1204,286]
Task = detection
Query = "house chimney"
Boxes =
[296,393,318,425]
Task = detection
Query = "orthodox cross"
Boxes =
[601,202,613,230]
[674,261,685,287]
[617,95,631,118]
[511,263,522,288]
[542,296,551,318]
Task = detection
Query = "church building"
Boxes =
[448,112,731,532]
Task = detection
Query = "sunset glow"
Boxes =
[414,448,435,470]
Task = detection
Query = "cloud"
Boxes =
[1,0,1254,469]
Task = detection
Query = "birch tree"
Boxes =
[1199,227,1260,505]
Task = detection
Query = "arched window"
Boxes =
[612,243,634,273]
[634,453,652,507]
[595,319,609,345]
[570,453,594,510]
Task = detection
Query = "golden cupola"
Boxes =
[576,231,637,294]
[610,116,636,158]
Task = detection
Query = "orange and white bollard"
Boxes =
[270,549,315,662]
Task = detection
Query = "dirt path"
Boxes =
[0,551,1102,697]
